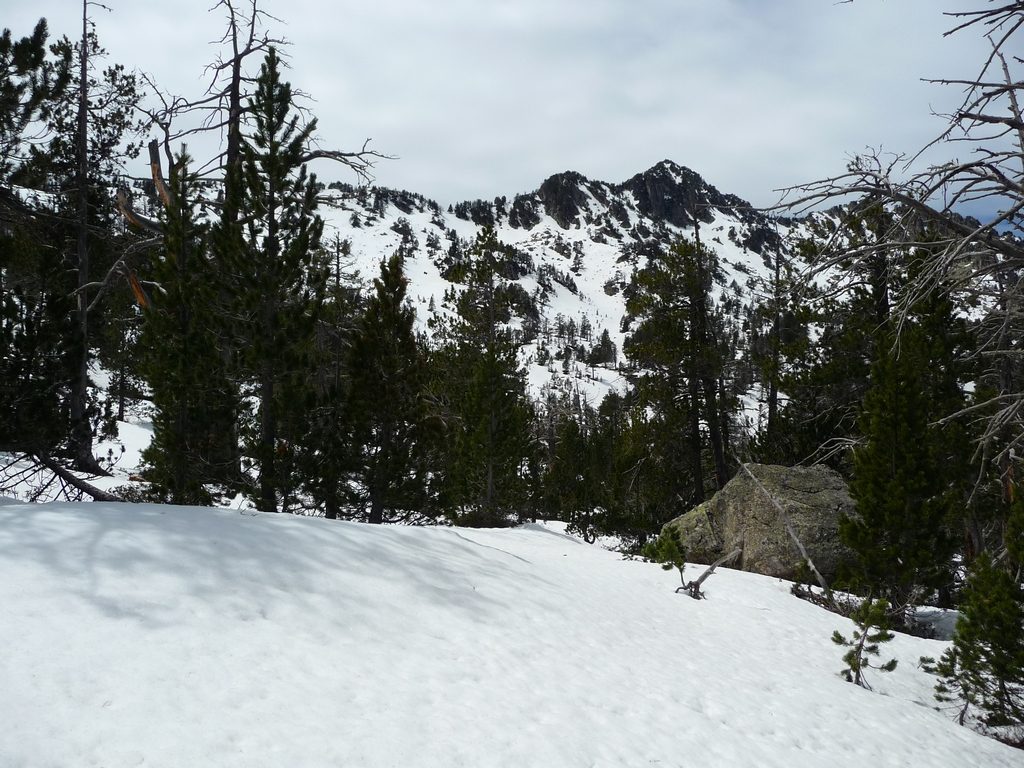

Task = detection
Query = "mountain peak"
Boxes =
[536,170,593,229]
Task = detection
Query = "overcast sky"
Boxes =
[7,1,990,208]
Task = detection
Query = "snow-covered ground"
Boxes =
[1,502,1017,767]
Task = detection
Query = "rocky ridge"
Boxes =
[315,159,810,413]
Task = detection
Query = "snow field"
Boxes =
[0,503,1018,767]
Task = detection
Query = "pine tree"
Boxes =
[925,554,1024,731]
[843,322,958,611]
[297,236,360,520]
[138,153,237,504]
[219,47,327,512]
[773,204,898,471]
[745,242,813,462]
[346,253,434,524]
[643,526,687,588]
[0,212,75,455]
[433,228,534,526]
[831,598,898,690]
[0,19,70,189]
[567,389,679,551]
[0,20,73,459]
[840,241,973,611]
[43,13,145,472]
[546,401,600,538]
[625,237,734,504]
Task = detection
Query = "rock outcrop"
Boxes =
[663,463,856,581]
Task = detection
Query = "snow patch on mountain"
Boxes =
[317,159,802,409]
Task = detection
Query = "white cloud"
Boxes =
[5,0,993,207]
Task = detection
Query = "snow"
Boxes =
[314,166,800,413]
[1,502,1018,767]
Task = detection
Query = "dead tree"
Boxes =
[775,3,1024,486]
[678,547,743,600]
[138,0,387,184]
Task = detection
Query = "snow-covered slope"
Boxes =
[1,501,1017,767]
[315,159,804,407]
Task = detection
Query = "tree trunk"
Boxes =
[116,360,126,423]
[324,493,338,520]
[258,360,277,513]
[703,378,728,490]
[687,378,705,504]
[368,481,384,525]
[69,1,96,472]
[766,252,782,441]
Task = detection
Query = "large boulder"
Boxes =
[663,463,856,581]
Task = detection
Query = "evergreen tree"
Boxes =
[0,19,69,192]
[0,19,73,458]
[138,153,237,504]
[831,598,898,690]
[839,235,975,611]
[298,236,360,520]
[546,400,600,538]
[773,205,897,471]
[219,47,327,512]
[346,253,434,524]
[42,15,145,472]
[625,237,734,503]
[586,328,616,367]
[926,554,1024,731]
[842,319,960,611]
[643,526,688,588]
[433,228,534,526]
[0,211,75,455]
[556,389,681,551]
[745,242,813,462]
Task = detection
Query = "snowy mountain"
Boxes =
[316,159,804,409]
[1,499,1018,767]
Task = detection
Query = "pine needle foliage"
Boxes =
[922,554,1024,731]
[140,152,237,504]
[643,527,687,588]
[832,598,898,690]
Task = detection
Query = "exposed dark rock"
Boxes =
[742,225,784,255]
[508,194,541,229]
[537,171,590,229]
[615,160,760,232]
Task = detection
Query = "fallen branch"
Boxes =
[32,455,123,502]
[678,547,743,600]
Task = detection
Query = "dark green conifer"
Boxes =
[843,323,958,610]
[926,554,1024,730]
[0,20,73,458]
[643,527,687,588]
[346,253,434,524]
[625,237,733,504]
[219,47,327,512]
[433,228,534,526]
[139,153,237,504]
[832,598,898,689]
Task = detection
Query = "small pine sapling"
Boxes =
[644,527,687,588]
[644,528,741,599]
[832,597,898,689]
